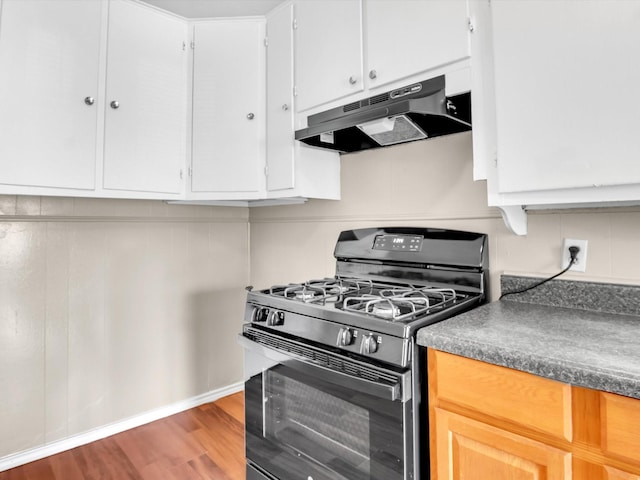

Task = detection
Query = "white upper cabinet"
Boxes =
[364,0,470,91]
[468,0,496,182]
[190,19,266,198]
[479,0,640,234]
[492,1,640,194]
[293,0,363,112]
[266,4,296,192]
[265,3,341,200]
[0,0,102,191]
[0,0,187,198]
[293,0,471,114]
[102,0,187,195]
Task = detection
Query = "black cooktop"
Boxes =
[266,277,472,323]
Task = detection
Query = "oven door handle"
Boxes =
[238,334,409,402]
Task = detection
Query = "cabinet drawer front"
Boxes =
[432,350,572,441]
[601,392,640,463]
[605,466,640,480]
[434,408,572,480]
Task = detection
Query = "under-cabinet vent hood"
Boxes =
[295,75,471,153]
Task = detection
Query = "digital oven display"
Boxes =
[373,234,423,252]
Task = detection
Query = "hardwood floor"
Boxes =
[0,392,246,480]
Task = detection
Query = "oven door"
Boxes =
[239,328,414,480]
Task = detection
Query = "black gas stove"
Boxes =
[240,227,489,480]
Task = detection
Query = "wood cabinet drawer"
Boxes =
[430,350,572,441]
[605,466,640,480]
[434,408,571,480]
[601,392,640,463]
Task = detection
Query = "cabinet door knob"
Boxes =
[247,112,255,120]
[84,96,95,106]
[282,104,289,111]
[349,75,357,85]
[110,100,120,109]
[369,69,377,80]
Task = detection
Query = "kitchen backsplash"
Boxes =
[501,275,640,316]
[249,131,640,298]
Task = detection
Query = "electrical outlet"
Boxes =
[562,238,588,272]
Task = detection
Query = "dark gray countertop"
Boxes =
[417,276,640,399]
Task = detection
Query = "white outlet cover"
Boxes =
[562,238,588,272]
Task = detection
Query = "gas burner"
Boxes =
[371,302,400,319]
[323,284,350,295]
[295,290,319,301]
[281,284,325,302]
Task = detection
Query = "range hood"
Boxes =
[294,75,471,153]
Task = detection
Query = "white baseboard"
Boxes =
[0,382,244,473]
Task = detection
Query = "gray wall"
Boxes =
[0,197,248,458]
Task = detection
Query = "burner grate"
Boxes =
[344,286,462,322]
[271,277,374,305]
[266,277,471,322]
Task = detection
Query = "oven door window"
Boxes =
[246,362,408,480]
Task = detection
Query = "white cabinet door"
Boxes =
[191,20,265,194]
[364,0,470,90]
[491,0,640,194]
[266,4,295,192]
[0,0,102,190]
[103,0,187,195]
[294,0,362,112]
[265,4,341,201]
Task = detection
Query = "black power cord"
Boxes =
[499,246,580,300]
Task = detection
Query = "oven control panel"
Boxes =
[246,302,410,367]
[373,234,423,252]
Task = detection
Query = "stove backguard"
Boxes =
[333,227,489,301]
[334,227,488,269]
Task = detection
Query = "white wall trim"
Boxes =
[0,382,244,473]
[247,209,503,224]
[0,215,249,224]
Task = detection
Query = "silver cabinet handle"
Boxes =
[369,69,377,80]
[110,101,120,109]
[247,112,255,120]
[282,104,289,111]
[84,96,95,106]
[349,75,357,85]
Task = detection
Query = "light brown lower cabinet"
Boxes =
[428,349,640,480]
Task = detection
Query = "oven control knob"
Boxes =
[267,310,285,326]
[253,307,269,323]
[337,327,354,347]
[361,334,379,354]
